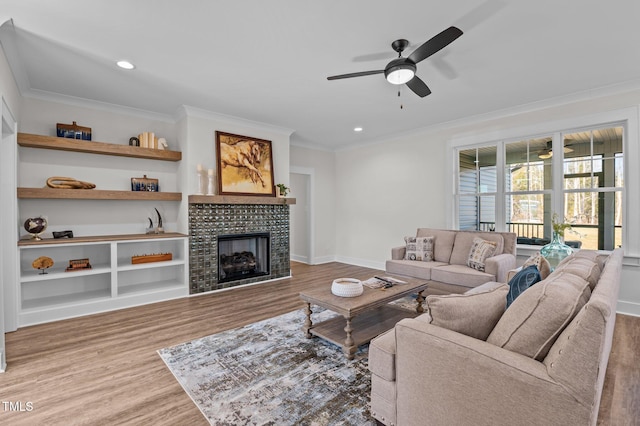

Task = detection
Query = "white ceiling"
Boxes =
[1,0,640,150]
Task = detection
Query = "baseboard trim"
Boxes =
[616,300,640,317]
[310,255,337,265]
[291,254,310,264]
[334,256,385,271]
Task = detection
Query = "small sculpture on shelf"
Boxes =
[32,256,54,275]
[146,207,164,234]
[46,176,96,189]
[24,216,48,240]
[53,230,74,239]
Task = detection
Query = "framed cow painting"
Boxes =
[215,131,276,196]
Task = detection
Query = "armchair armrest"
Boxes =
[391,246,406,260]
[485,253,516,283]
[394,318,591,426]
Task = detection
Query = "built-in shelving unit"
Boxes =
[18,233,188,326]
[16,132,187,326]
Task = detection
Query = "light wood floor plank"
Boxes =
[0,262,637,425]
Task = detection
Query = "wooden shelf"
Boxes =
[18,133,182,161]
[189,194,296,205]
[18,232,187,247]
[18,187,182,201]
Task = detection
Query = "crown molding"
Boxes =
[22,88,176,123]
[334,78,640,153]
[175,105,294,137]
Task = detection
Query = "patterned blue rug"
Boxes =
[158,308,378,425]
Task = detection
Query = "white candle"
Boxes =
[197,164,203,172]
[208,168,214,176]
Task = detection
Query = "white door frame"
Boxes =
[290,166,315,264]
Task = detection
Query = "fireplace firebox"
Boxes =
[217,232,270,283]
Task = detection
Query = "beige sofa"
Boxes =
[386,228,517,289]
[369,249,622,426]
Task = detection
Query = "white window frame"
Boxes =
[447,106,638,256]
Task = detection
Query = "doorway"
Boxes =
[290,167,314,264]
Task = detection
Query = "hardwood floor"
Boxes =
[0,261,638,425]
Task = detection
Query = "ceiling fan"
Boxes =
[327,26,463,97]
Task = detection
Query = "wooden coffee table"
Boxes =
[300,277,428,360]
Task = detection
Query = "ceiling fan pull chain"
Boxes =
[398,89,403,109]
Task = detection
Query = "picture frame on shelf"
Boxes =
[56,121,92,140]
[215,131,276,197]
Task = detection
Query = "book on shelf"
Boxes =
[362,276,407,289]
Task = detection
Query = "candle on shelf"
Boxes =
[208,168,214,176]
[197,164,203,172]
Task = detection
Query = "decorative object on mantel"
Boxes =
[146,207,165,234]
[215,131,276,197]
[196,164,205,195]
[24,216,48,240]
[131,252,172,264]
[131,175,159,192]
[138,132,157,149]
[129,136,140,146]
[206,168,216,195]
[56,121,91,140]
[275,183,290,198]
[65,258,92,272]
[331,278,364,297]
[32,256,54,275]
[46,176,96,189]
[540,213,575,270]
[53,230,74,239]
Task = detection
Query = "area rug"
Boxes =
[158,297,419,425]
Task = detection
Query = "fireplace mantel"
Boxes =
[188,195,296,205]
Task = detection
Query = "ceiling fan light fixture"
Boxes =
[386,67,415,85]
[538,149,552,159]
[384,60,416,85]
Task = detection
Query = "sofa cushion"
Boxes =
[506,264,542,308]
[431,264,494,287]
[522,252,551,280]
[449,232,504,266]
[369,329,397,381]
[419,282,509,340]
[416,228,457,263]
[487,271,591,360]
[403,236,434,261]
[553,254,601,290]
[466,237,497,272]
[385,259,448,280]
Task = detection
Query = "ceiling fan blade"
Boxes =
[408,26,463,64]
[406,76,432,97]
[327,70,384,80]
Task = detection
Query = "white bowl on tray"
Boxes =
[331,278,364,297]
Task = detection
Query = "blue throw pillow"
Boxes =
[506,265,542,308]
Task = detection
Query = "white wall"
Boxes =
[290,145,336,263]
[332,86,640,316]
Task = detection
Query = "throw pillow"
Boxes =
[487,272,591,360]
[522,252,551,280]
[506,264,542,308]
[466,237,497,272]
[404,236,434,262]
[422,282,509,340]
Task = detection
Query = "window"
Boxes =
[456,125,624,250]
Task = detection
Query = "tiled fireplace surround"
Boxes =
[188,196,294,294]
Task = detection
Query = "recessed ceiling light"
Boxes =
[116,60,135,70]
[354,127,363,132]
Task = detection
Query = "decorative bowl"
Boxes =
[331,278,364,298]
